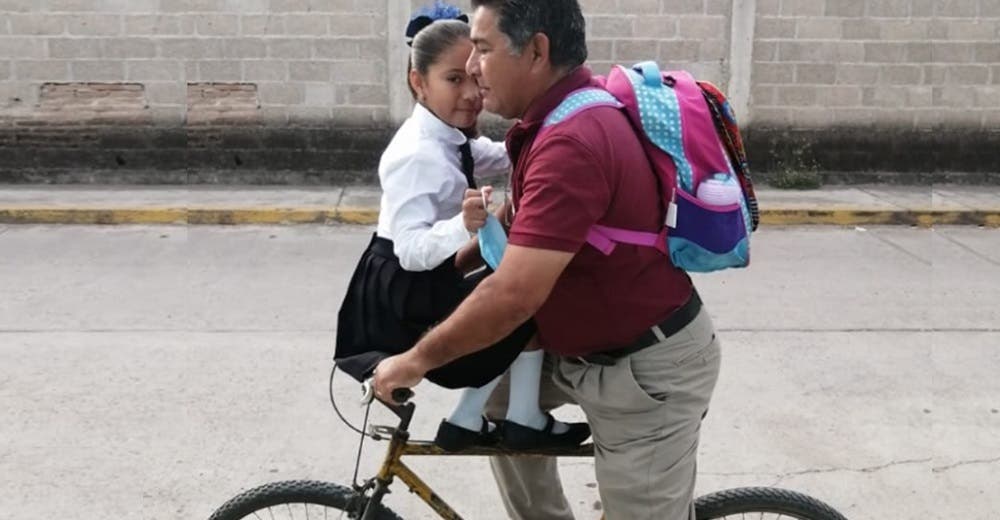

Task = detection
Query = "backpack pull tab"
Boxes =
[666,190,679,229]
[634,61,663,87]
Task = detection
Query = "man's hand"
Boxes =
[372,352,428,404]
[461,186,492,232]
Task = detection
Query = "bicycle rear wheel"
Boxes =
[695,487,848,520]
[207,480,403,520]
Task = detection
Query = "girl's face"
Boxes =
[410,38,483,130]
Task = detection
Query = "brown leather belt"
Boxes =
[577,290,702,366]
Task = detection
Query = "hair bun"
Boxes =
[405,1,468,46]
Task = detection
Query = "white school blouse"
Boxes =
[375,103,511,272]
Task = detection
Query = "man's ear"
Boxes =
[527,32,551,71]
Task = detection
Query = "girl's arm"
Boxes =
[469,136,512,178]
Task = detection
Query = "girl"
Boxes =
[335,3,589,452]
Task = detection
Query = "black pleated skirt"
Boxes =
[334,234,532,389]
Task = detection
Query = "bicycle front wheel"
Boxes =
[695,487,848,520]
[207,480,403,520]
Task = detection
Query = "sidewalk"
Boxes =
[0,184,998,226]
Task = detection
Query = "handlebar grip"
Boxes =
[391,388,414,403]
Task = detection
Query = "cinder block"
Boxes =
[160,39,225,59]
[240,15,286,35]
[102,38,158,59]
[46,38,99,59]
[906,42,933,63]
[754,63,794,84]
[705,0,729,15]
[0,0,34,13]
[614,39,659,61]
[931,42,974,63]
[618,0,660,14]
[796,18,841,39]
[70,61,126,81]
[910,0,934,16]
[14,60,69,80]
[589,16,634,38]
[657,40,700,62]
[835,64,880,85]
[331,106,389,125]
[935,85,977,108]
[124,15,182,35]
[222,38,268,59]
[974,43,1000,62]
[222,0,269,12]
[795,63,836,84]
[145,82,186,105]
[328,14,376,36]
[934,0,978,17]
[840,19,879,40]
[677,16,727,39]
[159,0,224,12]
[286,14,328,35]
[198,61,244,81]
[750,85,777,106]
[862,86,907,108]
[778,41,827,62]
[358,38,385,60]
[0,60,9,80]
[9,14,65,35]
[863,42,906,63]
[314,39,359,59]
[752,41,778,62]
[756,17,796,39]
[633,16,677,39]
[66,14,122,36]
[257,82,305,104]
[756,0,780,15]
[947,21,996,41]
[193,15,239,36]
[881,20,929,40]
[578,0,619,15]
[824,0,864,17]
[348,85,388,106]
[782,0,825,16]
[660,0,703,14]
[304,83,335,105]
[1,37,47,59]
[867,0,909,17]
[243,60,288,81]
[905,86,933,107]
[587,39,613,61]
[267,38,314,59]
[290,61,331,81]
[330,60,382,84]
[879,65,922,85]
[818,85,863,106]
[922,64,947,84]
[126,60,184,81]
[698,39,727,61]
[982,0,1000,17]
[774,85,818,105]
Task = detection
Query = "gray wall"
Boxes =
[1,0,998,182]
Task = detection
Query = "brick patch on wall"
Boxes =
[34,82,150,124]
[186,82,259,126]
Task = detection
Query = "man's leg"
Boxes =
[486,354,577,520]
[554,308,722,520]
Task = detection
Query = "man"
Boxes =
[373,1,722,518]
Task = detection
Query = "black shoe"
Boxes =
[433,417,499,452]
[498,413,591,451]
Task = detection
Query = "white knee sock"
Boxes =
[505,350,569,434]
[447,375,501,432]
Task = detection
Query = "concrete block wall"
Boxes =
[0,0,997,183]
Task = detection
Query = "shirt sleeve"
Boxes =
[507,134,612,253]
[381,150,472,272]
[469,136,511,178]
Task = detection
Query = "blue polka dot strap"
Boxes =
[543,88,623,128]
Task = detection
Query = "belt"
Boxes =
[577,290,703,366]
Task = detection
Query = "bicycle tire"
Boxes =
[695,487,848,520]
[207,480,404,520]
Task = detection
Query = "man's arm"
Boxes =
[372,243,573,402]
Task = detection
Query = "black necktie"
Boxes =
[459,141,476,190]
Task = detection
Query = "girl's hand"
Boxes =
[461,186,492,232]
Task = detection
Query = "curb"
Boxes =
[0,207,998,227]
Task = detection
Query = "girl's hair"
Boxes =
[407,19,471,99]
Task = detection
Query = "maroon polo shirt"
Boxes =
[506,67,693,356]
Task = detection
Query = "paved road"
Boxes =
[1,224,997,519]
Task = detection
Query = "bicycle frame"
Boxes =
[358,400,593,520]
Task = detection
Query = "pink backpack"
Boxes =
[538,62,758,272]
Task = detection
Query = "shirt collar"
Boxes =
[412,102,468,146]
[520,66,595,125]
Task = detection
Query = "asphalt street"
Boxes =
[1,224,997,519]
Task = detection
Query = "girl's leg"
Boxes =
[446,374,502,432]
[505,337,570,434]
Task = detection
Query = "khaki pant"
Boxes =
[485,308,722,520]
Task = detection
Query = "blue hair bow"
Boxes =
[406,1,469,46]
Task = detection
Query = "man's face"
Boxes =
[466,6,535,119]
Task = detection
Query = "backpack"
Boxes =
[538,61,759,273]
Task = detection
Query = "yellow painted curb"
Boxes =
[0,207,997,227]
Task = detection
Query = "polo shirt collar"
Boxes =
[412,102,468,146]
[520,66,594,126]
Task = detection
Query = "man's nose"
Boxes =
[465,51,479,77]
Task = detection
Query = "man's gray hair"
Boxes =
[471,0,587,68]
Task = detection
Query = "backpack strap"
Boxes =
[542,88,622,128]
[587,224,668,256]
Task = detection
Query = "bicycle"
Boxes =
[207,366,849,520]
